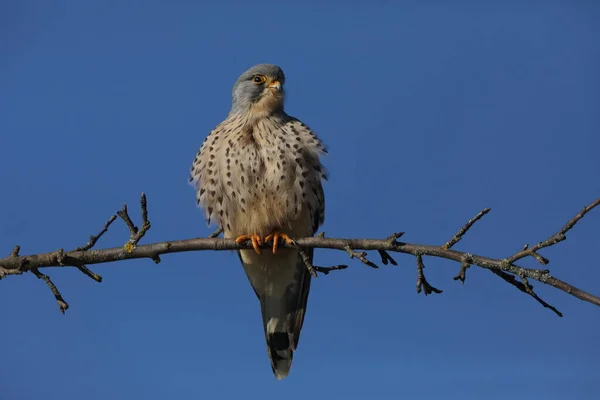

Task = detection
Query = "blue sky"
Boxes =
[1,1,599,399]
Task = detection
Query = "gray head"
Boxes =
[231,64,286,116]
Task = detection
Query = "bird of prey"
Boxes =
[189,64,327,379]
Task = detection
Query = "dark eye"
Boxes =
[252,75,266,84]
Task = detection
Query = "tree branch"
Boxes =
[443,208,491,250]
[416,255,443,295]
[1,194,599,316]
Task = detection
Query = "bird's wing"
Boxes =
[288,195,323,350]
[189,120,232,228]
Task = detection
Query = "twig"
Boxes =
[289,239,317,277]
[0,246,24,279]
[71,216,119,282]
[521,275,534,295]
[0,265,23,279]
[10,245,20,257]
[416,255,443,295]
[117,205,137,234]
[30,268,69,314]
[506,198,600,264]
[313,265,348,275]
[443,208,491,250]
[279,237,344,278]
[151,255,161,264]
[344,245,380,269]
[530,252,549,265]
[489,270,562,317]
[453,261,470,284]
[75,215,117,251]
[378,250,398,266]
[209,227,224,238]
[75,265,103,282]
[386,232,405,243]
[117,193,151,252]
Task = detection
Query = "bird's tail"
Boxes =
[240,248,312,380]
[264,311,294,380]
[261,255,311,380]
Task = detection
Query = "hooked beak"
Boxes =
[268,80,282,92]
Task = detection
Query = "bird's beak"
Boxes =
[268,80,282,92]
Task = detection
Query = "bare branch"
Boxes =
[453,261,470,284]
[117,193,151,252]
[117,204,137,235]
[344,245,380,269]
[75,264,102,282]
[530,251,550,266]
[72,214,116,282]
[0,265,23,279]
[386,232,405,243]
[378,250,398,266]
[0,234,597,308]
[0,246,25,279]
[443,208,491,250]
[416,255,443,295]
[75,215,117,251]
[209,227,224,238]
[313,265,348,275]
[506,198,600,264]
[289,239,317,277]
[489,270,562,317]
[10,245,20,257]
[30,268,69,314]
[0,196,598,316]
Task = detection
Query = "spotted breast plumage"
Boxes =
[189,64,327,379]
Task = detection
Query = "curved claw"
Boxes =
[235,234,263,255]
[264,232,293,254]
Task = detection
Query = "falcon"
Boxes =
[189,64,327,379]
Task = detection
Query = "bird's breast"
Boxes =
[220,119,301,236]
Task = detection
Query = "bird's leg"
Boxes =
[235,234,263,255]
[264,232,293,254]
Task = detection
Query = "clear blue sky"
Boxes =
[1,1,599,399]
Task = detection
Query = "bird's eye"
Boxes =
[252,75,266,84]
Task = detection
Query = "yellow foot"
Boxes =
[264,232,293,254]
[235,234,263,255]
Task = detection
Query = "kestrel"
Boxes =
[189,64,327,379]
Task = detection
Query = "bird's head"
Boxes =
[231,64,286,117]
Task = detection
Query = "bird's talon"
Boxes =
[265,232,293,254]
[235,234,263,255]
